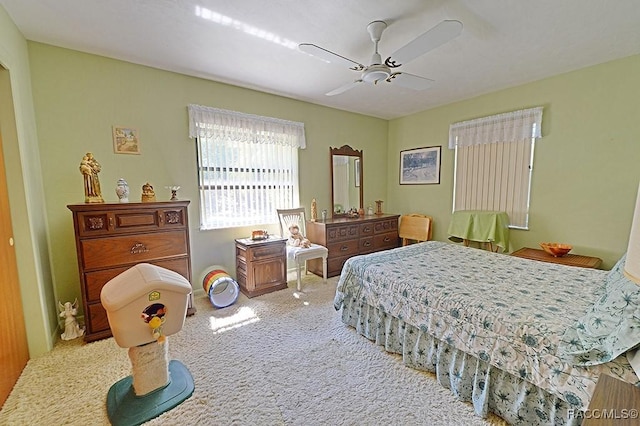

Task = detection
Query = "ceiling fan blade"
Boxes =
[326,80,363,96]
[299,43,365,71]
[386,20,463,67]
[387,72,434,91]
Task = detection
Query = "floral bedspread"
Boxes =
[334,241,638,410]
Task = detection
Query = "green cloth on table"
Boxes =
[447,210,510,251]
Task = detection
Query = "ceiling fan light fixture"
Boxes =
[362,64,390,84]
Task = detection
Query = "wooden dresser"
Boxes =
[235,237,287,298]
[68,201,194,342]
[306,214,400,277]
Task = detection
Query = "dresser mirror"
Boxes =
[330,145,363,217]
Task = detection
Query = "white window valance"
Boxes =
[188,104,306,149]
[448,106,543,149]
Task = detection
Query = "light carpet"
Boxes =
[0,274,507,426]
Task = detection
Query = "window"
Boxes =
[188,104,305,230]
[449,107,543,229]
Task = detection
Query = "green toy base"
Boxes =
[106,360,194,426]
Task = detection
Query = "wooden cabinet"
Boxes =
[235,237,287,297]
[511,247,602,269]
[583,374,640,425]
[306,214,400,277]
[68,201,194,342]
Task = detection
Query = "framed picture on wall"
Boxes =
[354,158,360,187]
[112,126,140,154]
[399,146,441,185]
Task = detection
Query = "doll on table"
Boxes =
[287,224,311,248]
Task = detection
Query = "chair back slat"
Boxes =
[277,208,307,237]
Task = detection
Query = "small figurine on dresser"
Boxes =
[59,299,85,340]
[165,185,180,201]
[287,224,311,248]
[79,152,104,203]
[311,198,318,221]
[375,200,384,215]
[141,182,156,202]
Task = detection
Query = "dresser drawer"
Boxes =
[374,232,399,250]
[112,209,159,232]
[86,302,110,334]
[359,222,375,236]
[359,236,375,253]
[76,211,111,236]
[374,219,398,234]
[84,257,190,302]
[237,242,285,262]
[327,255,350,276]
[326,224,360,242]
[328,239,359,258]
[80,230,188,270]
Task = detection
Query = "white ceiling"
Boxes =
[2,0,640,120]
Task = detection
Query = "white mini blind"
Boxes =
[450,107,542,229]
[188,104,305,230]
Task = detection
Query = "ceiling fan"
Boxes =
[299,19,463,96]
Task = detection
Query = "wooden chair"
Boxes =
[276,208,328,291]
[399,214,433,246]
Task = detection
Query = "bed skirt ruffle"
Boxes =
[340,296,582,426]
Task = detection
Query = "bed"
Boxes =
[333,241,640,425]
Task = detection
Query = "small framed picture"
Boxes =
[112,126,140,154]
[400,146,441,185]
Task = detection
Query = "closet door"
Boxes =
[0,98,29,407]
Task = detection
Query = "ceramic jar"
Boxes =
[115,178,130,203]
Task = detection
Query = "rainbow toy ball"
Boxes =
[200,265,239,308]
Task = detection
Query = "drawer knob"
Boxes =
[130,242,149,254]
[384,237,390,242]
[341,245,349,251]
[363,241,371,247]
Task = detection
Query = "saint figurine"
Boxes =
[79,152,104,203]
[311,198,318,222]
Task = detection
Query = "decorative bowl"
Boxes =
[540,242,572,257]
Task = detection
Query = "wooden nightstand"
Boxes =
[235,237,288,297]
[582,374,640,425]
[511,247,602,269]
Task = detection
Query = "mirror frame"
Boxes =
[330,145,363,217]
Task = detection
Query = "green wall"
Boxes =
[388,54,640,269]
[0,7,56,356]
[27,42,388,314]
